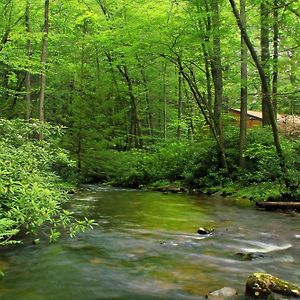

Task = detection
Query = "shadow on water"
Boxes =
[1,185,300,299]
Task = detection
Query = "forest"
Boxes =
[0,0,300,245]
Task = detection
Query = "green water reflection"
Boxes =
[0,187,300,300]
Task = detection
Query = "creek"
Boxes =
[0,185,300,300]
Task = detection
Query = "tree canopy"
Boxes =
[0,0,300,201]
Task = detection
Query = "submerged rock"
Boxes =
[32,238,40,245]
[245,272,300,299]
[235,252,264,261]
[67,189,77,194]
[155,186,187,193]
[197,227,214,235]
[206,287,238,299]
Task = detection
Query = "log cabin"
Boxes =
[229,108,300,138]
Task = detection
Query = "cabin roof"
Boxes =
[229,108,300,137]
[230,108,300,125]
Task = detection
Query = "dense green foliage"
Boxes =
[0,0,299,246]
[0,119,93,246]
[89,126,300,200]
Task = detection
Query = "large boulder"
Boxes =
[245,272,300,299]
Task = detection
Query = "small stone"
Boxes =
[33,239,40,245]
[207,287,238,299]
[67,189,76,194]
[235,252,264,261]
[197,227,214,235]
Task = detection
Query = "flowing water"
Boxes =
[1,185,300,300]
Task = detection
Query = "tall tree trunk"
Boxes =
[136,55,153,137]
[176,59,225,163]
[228,0,292,190]
[39,0,49,127]
[117,65,142,149]
[105,52,121,98]
[203,45,213,112]
[77,128,82,174]
[95,46,101,90]
[162,62,168,139]
[0,29,10,53]
[25,0,31,121]
[210,0,227,170]
[239,0,248,168]
[203,1,213,112]
[272,0,279,117]
[177,66,183,139]
[184,79,194,143]
[196,1,213,111]
[98,2,141,148]
[287,51,296,115]
[105,52,129,141]
[261,0,271,125]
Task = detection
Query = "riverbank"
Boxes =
[1,186,300,300]
[79,127,300,203]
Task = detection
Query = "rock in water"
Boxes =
[206,287,238,299]
[245,272,300,299]
[235,252,264,261]
[197,227,214,235]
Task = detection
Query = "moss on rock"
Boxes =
[245,272,300,299]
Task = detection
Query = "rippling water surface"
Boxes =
[1,185,300,299]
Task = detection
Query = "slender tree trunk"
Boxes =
[0,1,13,53]
[136,55,153,136]
[287,51,296,115]
[202,42,213,112]
[239,0,248,168]
[184,79,194,143]
[9,76,26,118]
[105,52,128,140]
[181,67,226,158]
[0,29,10,53]
[211,0,227,170]
[228,0,292,190]
[39,0,49,128]
[105,52,121,97]
[98,0,142,148]
[95,46,101,89]
[177,66,183,139]
[25,0,31,121]
[176,59,225,161]
[203,1,213,112]
[76,29,86,175]
[272,0,279,117]
[117,65,142,148]
[77,128,82,174]
[261,0,271,125]
[196,1,213,111]
[162,62,168,139]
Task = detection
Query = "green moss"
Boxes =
[245,272,300,299]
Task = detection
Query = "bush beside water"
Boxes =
[0,119,94,246]
[81,126,300,200]
[2,121,299,247]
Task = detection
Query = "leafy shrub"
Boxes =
[237,127,300,188]
[84,140,197,187]
[0,119,94,246]
[80,126,300,199]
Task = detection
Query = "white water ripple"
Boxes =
[234,240,292,253]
